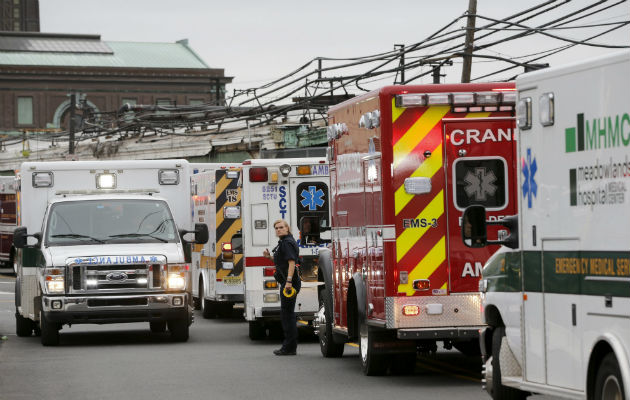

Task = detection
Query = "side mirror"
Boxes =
[13,227,41,249]
[462,205,487,248]
[462,206,519,249]
[13,227,27,249]
[193,223,209,245]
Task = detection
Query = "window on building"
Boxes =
[17,97,33,125]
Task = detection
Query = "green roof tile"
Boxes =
[0,40,210,69]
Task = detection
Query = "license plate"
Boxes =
[223,276,242,285]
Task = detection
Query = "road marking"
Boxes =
[0,291,14,295]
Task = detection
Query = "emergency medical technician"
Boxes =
[263,219,301,355]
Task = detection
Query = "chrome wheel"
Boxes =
[601,375,622,400]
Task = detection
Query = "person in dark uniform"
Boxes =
[263,219,301,356]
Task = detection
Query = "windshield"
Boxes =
[45,199,179,246]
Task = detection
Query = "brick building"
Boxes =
[0,31,232,134]
[0,0,39,32]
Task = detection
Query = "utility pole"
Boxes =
[461,0,477,83]
[69,93,76,155]
[394,44,405,84]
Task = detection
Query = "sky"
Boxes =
[39,0,629,102]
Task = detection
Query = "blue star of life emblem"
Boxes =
[522,148,538,209]
[300,186,325,210]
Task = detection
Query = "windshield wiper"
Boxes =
[51,234,106,243]
[108,233,168,243]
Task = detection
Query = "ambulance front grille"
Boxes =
[69,264,164,293]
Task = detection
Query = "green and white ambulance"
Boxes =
[462,50,630,400]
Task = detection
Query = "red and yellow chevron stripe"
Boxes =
[392,97,491,296]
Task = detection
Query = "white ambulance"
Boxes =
[14,160,208,346]
[242,158,330,339]
[462,50,630,399]
[190,164,244,318]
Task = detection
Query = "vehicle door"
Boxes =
[443,117,518,293]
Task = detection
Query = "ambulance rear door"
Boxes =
[443,117,518,293]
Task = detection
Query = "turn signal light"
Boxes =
[296,166,311,175]
[413,279,430,291]
[402,305,420,316]
[264,280,278,289]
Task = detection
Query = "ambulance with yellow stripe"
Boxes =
[463,51,630,400]
[317,83,518,375]
[190,164,243,318]
[242,158,330,340]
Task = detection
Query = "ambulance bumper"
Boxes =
[42,293,190,324]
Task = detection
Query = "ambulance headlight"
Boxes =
[32,171,53,188]
[96,173,116,189]
[167,273,186,289]
[46,276,65,293]
[516,97,532,130]
[159,169,180,185]
[279,164,291,177]
[539,92,554,127]
[404,177,432,195]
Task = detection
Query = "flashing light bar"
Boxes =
[395,89,517,109]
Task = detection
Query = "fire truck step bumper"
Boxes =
[397,326,483,340]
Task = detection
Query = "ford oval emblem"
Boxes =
[106,272,128,282]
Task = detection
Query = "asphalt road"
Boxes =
[0,272,556,400]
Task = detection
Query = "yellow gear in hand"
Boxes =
[283,286,297,298]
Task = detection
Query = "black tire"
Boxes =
[318,285,344,358]
[594,353,625,400]
[490,326,528,400]
[149,321,167,333]
[167,319,189,342]
[15,310,33,337]
[390,352,417,375]
[359,321,389,376]
[40,311,60,346]
[248,321,266,340]
[454,339,482,357]
[200,282,216,319]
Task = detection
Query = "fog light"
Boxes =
[402,305,420,316]
[263,293,280,303]
[172,296,183,306]
[51,300,63,310]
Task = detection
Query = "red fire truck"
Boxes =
[316,83,518,375]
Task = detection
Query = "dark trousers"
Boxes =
[279,284,298,351]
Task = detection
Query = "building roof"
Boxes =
[0,32,211,69]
